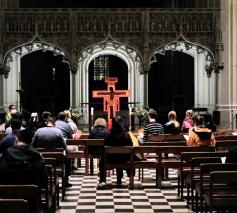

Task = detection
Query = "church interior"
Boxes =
[1,0,237,212]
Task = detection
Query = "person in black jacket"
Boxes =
[0,129,48,188]
[97,116,133,189]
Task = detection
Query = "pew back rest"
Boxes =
[0,185,40,213]
[0,199,29,213]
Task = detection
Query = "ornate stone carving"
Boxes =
[1,8,219,72]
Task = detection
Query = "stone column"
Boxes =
[70,68,77,109]
[142,10,150,107]
[219,0,237,128]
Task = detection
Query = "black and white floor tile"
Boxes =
[56,164,194,213]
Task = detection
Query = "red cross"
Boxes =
[92,77,130,129]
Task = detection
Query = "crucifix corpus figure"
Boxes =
[92,77,130,129]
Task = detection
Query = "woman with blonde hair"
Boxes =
[89,118,110,139]
[164,110,181,134]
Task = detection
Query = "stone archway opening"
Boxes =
[21,50,70,116]
[88,54,129,120]
[75,37,144,124]
[149,37,216,123]
[2,38,71,118]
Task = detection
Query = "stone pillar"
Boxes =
[70,69,77,109]
[219,0,237,128]
[142,68,149,106]
[142,10,150,107]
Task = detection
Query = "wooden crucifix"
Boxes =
[92,77,130,129]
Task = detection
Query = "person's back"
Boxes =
[142,109,163,142]
[55,112,73,139]
[187,114,215,147]
[0,129,48,188]
[97,116,133,189]
[181,109,193,133]
[0,119,22,153]
[32,116,66,149]
[163,111,181,134]
[89,117,110,139]
[89,118,110,156]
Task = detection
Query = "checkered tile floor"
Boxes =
[56,162,194,213]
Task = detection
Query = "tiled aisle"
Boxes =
[57,166,193,213]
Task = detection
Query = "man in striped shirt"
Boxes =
[142,109,163,142]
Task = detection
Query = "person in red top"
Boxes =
[187,113,215,147]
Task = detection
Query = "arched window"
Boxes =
[93,55,109,81]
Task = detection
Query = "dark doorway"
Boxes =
[148,50,194,124]
[21,50,70,118]
[89,55,128,120]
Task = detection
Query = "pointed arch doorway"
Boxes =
[148,38,216,124]
[149,50,194,124]
[75,38,144,125]
[21,50,70,116]
[88,54,128,120]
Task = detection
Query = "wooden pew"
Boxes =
[203,171,237,213]
[147,134,186,142]
[0,185,40,213]
[37,149,67,201]
[215,140,237,150]
[215,135,237,141]
[131,145,215,188]
[66,139,104,175]
[140,141,186,146]
[103,146,134,188]
[178,151,227,200]
[157,146,215,182]
[196,163,237,213]
[0,199,29,213]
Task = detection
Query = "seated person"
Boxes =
[0,129,48,188]
[37,111,51,129]
[163,111,181,134]
[32,116,72,187]
[5,112,25,134]
[181,109,193,133]
[141,109,163,142]
[89,118,110,156]
[0,119,22,154]
[89,118,110,139]
[32,116,66,149]
[97,116,133,189]
[0,111,6,132]
[187,113,215,147]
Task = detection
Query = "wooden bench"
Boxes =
[158,146,215,182]
[0,199,29,213]
[147,133,185,142]
[37,149,67,201]
[196,163,237,213]
[103,146,134,188]
[66,139,104,175]
[0,185,40,213]
[102,145,215,189]
[203,171,237,213]
[178,151,227,200]
[215,140,237,150]
[140,141,186,146]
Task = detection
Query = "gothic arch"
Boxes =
[75,36,144,124]
[150,36,216,112]
[2,36,71,110]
